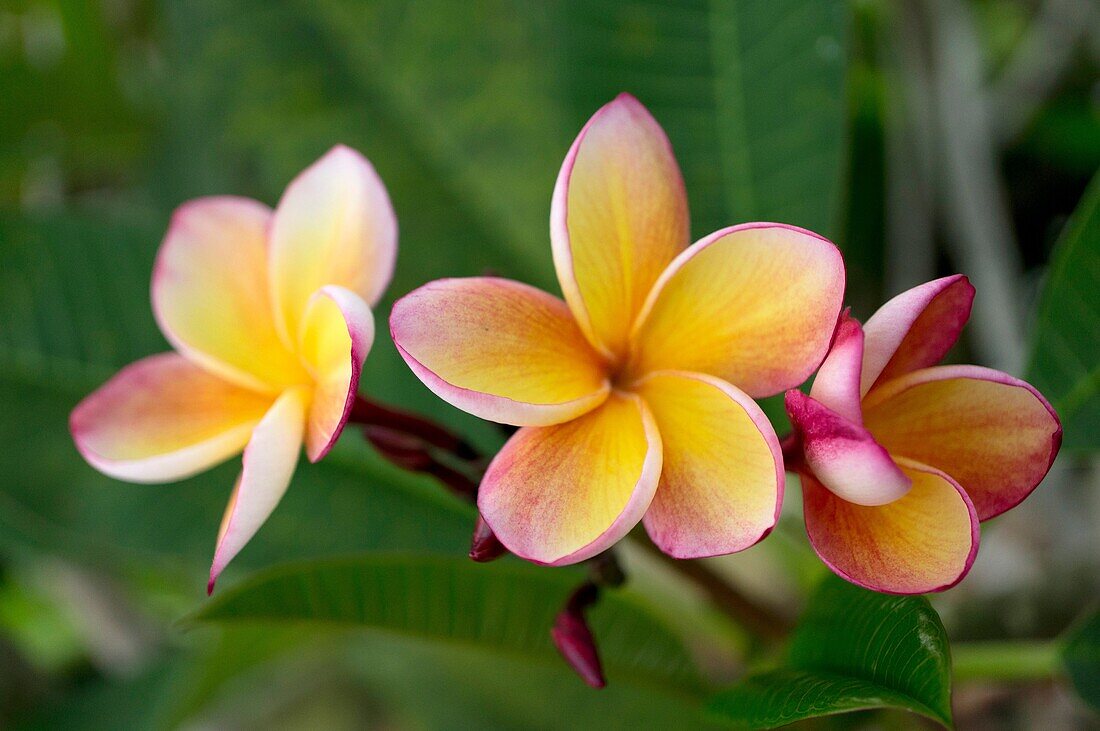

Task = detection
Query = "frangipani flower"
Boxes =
[70,146,396,590]
[785,275,1062,594]
[391,94,845,565]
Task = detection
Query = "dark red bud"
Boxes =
[551,583,605,688]
[469,514,507,562]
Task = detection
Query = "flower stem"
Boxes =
[632,534,793,640]
[951,640,1062,682]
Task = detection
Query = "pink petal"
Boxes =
[808,310,865,424]
[861,274,975,395]
[635,371,783,558]
[551,93,690,360]
[785,390,911,507]
[297,286,375,462]
[152,196,306,392]
[208,387,309,591]
[70,353,273,483]
[390,277,610,427]
[628,223,845,398]
[269,145,397,345]
[477,392,662,566]
[802,457,980,595]
[863,365,1062,520]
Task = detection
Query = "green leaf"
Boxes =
[559,0,849,238]
[1061,610,1100,711]
[188,553,702,695]
[1026,171,1100,452]
[152,0,850,442]
[707,576,953,729]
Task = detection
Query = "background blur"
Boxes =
[1,0,1098,728]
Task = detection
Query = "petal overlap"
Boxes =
[801,458,979,594]
[298,285,375,462]
[635,371,782,558]
[478,392,662,565]
[269,145,397,344]
[863,365,1062,520]
[70,353,273,483]
[551,93,690,359]
[786,390,911,507]
[391,277,610,426]
[808,311,864,424]
[628,223,845,397]
[152,197,305,392]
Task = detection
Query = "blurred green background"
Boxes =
[0,0,1098,728]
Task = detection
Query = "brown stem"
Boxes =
[350,396,478,460]
[634,534,793,640]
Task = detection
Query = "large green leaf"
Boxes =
[1061,610,1100,711]
[1026,172,1100,452]
[188,553,701,695]
[20,626,724,731]
[707,576,953,729]
[559,0,849,239]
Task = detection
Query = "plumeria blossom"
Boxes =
[70,146,396,591]
[785,275,1062,594]
[391,94,845,565]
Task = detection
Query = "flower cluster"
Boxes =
[70,95,1060,595]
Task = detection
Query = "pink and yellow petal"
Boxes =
[208,387,309,592]
[860,274,974,394]
[808,311,865,424]
[70,353,273,483]
[269,145,397,344]
[298,285,375,462]
[802,457,979,594]
[863,365,1061,520]
[477,392,662,566]
[390,277,610,426]
[551,93,690,359]
[635,371,782,558]
[785,390,911,506]
[628,223,845,398]
[152,196,305,392]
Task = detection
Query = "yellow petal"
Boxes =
[153,197,305,392]
[551,93,690,360]
[478,392,662,565]
[70,353,273,483]
[269,146,397,345]
[391,277,610,426]
[297,286,375,462]
[636,371,782,558]
[629,223,845,397]
[863,365,1061,520]
[802,458,979,594]
[208,387,309,591]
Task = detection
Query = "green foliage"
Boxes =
[707,576,953,729]
[188,553,700,694]
[1026,172,1100,452]
[1061,610,1100,711]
